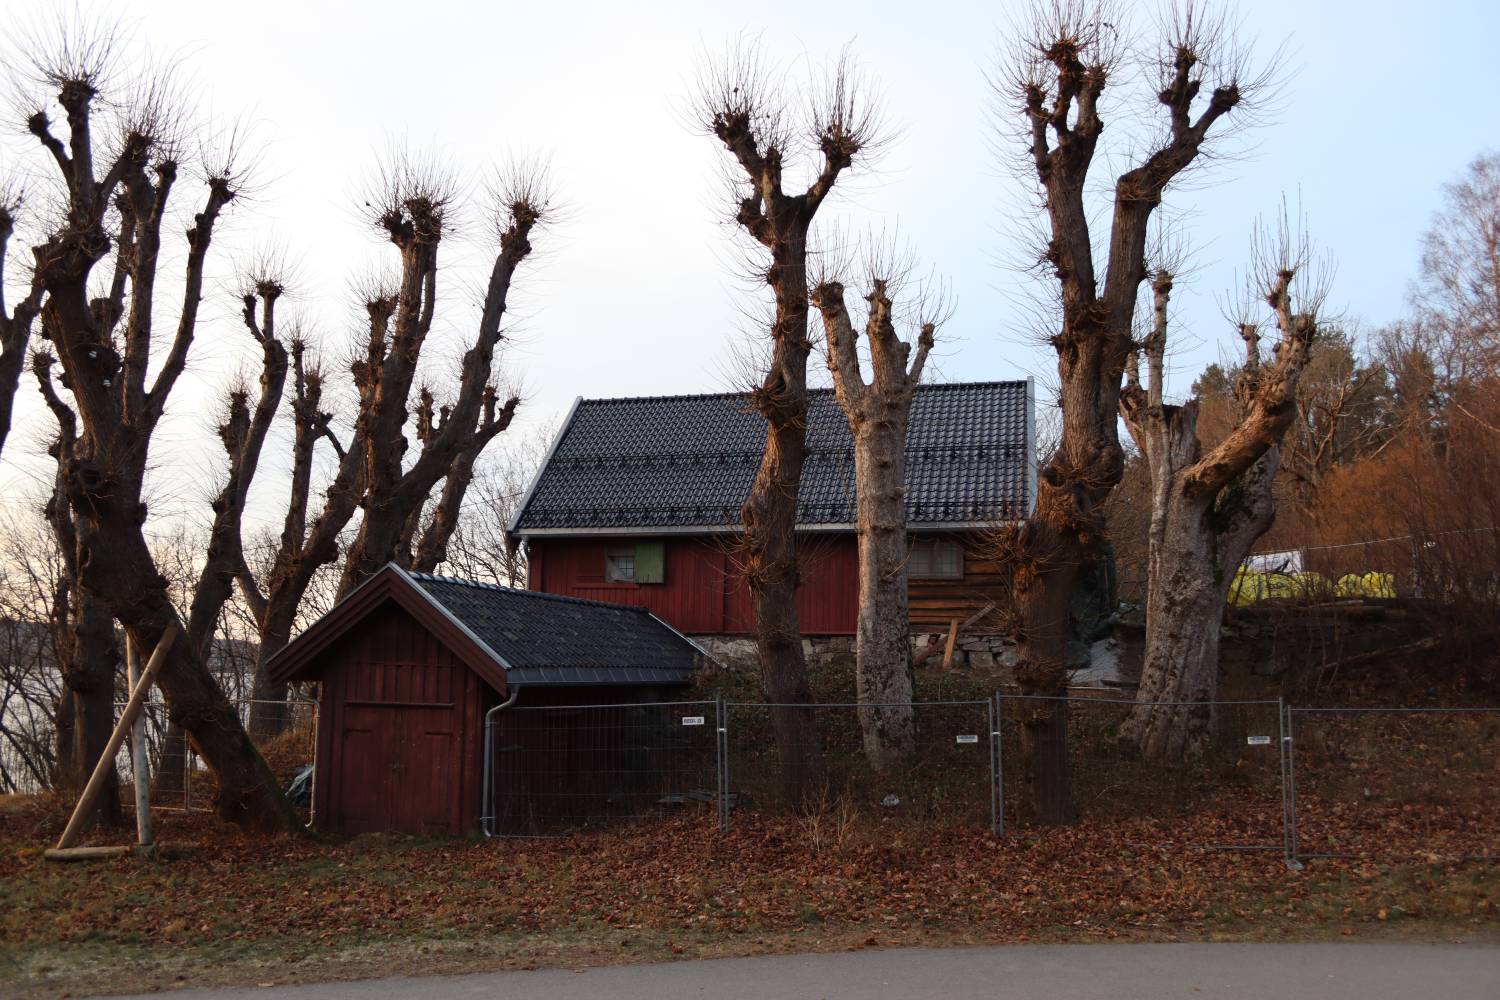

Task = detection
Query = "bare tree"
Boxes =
[1118,231,1320,760]
[240,162,543,733]
[20,37,297,830]
[0,185,44,461]
[811,265,937,769]
[697,43,880,801]
[993,2,1267,821]
[439,421,557,587]
[0,507,79,797]
[33,365,122,826]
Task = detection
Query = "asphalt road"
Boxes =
[117,942,1500,999]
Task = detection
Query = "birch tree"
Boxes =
[811,271,936,769]
[1118,238,1320,760]
[993,1,1268,822]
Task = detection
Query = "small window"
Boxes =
[604,542,665,584]
[605,548,635,582]
[910,538,964,580]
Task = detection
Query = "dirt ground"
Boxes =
[2,796,1497,999]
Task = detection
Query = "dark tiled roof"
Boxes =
[513,381,1031,532]
[408,572,700,686]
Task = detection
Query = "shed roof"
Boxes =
[266,564,704,689]
[510,380,1034,535]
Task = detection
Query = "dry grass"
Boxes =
[1,794,1496,998]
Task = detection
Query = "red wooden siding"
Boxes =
[312,601,486,835]
[525,534,999,635]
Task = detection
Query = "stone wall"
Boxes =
[691,633,1020,673]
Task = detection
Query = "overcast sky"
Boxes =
[1,0,1496,538]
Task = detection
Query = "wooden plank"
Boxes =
[44,845,131,862]
[55,624,178,851]
[941,619,959,671]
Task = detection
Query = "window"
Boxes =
[605,548,636,582]
[909,538,964,580]
[604,542,665,584]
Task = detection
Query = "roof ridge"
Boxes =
[578,379,1028,406]
[408,571,657,615]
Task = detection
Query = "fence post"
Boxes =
[993,692,1005,838]
[716,696,729,835]
[1284,704,1302,868]
[1277,696,1290,862]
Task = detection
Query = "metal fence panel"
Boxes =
[486,699,721,836]
[1288,707,1500,860]
[997,694,1287,851]
[114,698,317,815]
[724,700,995,829]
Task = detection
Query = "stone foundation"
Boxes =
[691,632,1128,686]
[691,633,1020,673]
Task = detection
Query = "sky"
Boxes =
[1,0,1497,539]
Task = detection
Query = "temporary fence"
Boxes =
[114,697,318,815]
[724,700,998,830]
[995,695,1288,851]
[479,694,1499,864]
[1286,707,1500,861]
[482,700,722,837]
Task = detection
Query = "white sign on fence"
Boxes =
[1246,735,1272,746]
[956,734,979,744]
[682,716,706,726]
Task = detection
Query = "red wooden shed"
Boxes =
[265,564,706,836]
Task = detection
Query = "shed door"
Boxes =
[336,704,461,835]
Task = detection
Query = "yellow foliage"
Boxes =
[1228,568,1395,605]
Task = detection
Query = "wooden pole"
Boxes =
[126,635,154,847]
[54,624,178,851]
[941,619,959,671]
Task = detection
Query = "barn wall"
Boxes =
[526,533,1003,635]
[312,601,486,836]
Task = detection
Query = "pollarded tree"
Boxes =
[1118,237,1320,760]
[811,271,937,770]
[697,44,881,802]
[20,37,297,829]
[0,186,43,462]
[241,163,542,734]
[993,1,1269,822]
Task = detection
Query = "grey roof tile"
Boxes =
[407,573,700,687]
[514,381,1031,532]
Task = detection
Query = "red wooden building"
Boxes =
[265,564,706,836]
[509,381,1035,635]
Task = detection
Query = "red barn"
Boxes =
[508,381,1035,639]
[265,564,706,836]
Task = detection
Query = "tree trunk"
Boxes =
[853,418,915,769]
[74,511,299,832]
[246,607,298,739]
[51,589,122,829]
[1119,263,1315,762]
[1011,525,1083,826]
[747,406,821,805]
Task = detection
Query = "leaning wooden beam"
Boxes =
[52,624,179,852]
[914,603,997,668]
